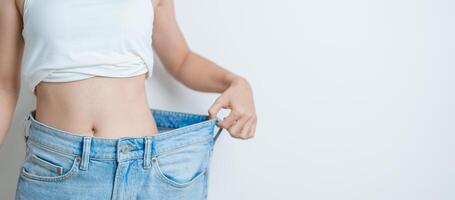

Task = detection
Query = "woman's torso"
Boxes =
[18,0,160,138]
[35,74,159,138]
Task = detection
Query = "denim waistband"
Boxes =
[23,108,223,162]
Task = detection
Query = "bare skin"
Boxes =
[0,0,257,145]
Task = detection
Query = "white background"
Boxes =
[1,0,454,199]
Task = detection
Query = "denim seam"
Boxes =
[151,138,211,188]
[152,156,208,188]
[112,162,124,199]
[20,156,80,182]
[87,136,209,161]
[29,109,215,138]
[29,109,213,141]
[30,154,63,175]
[143,138,152,169]
[152,109,208,118]
[153,119,216,141]
[80,137,91,170]
[27,139,119,161]
[27,139,78,159]
[27,135,212,162]
[154,137,211,156]
[26,120,215,162]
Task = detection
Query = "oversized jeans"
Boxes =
[15,108,223,200]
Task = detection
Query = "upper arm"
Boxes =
[151,0,190,77]
[0,0,24,89]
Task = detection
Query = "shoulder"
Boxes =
[153,0,174,9]
[152,0,161,9]
[0,0,23,18]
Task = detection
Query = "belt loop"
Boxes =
[23,111,32,142]
[213,127,223,143]
[143,137,152,169]
[80,137,92,171]
[213,116,223,143]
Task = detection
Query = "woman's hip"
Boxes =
[16,108,224,199]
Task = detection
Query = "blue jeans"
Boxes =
[15,108,223,200]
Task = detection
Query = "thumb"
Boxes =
[208,96,227,119]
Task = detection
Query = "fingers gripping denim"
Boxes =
[15,108,224,200]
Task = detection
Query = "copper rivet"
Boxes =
[76,156,81,163]
[56,168,62,174]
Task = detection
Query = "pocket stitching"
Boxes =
[21,155,79,182]
[30,154,64,175]
[152,156,208,188]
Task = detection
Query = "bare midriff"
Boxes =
[34,73,159,139]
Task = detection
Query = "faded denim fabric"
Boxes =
[15,108,223,200]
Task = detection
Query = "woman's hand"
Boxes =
[150,0,256,140]
[208,76,257,140]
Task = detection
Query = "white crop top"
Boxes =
[21,0,155,95]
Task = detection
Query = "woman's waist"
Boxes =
[34,104,158,138]
[24,108,220,160]
[34,74,158,138]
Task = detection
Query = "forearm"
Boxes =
[1,0,25,146]
[0,83,20,146]
[151,0,244,93]
[175,51,243,93]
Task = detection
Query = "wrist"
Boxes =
[224,73,244,86]
[226,74,252,94]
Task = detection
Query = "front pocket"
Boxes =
[30,154,64,175]
[20,142,80,182]
[151,140,211,188]
[21,156,79,182]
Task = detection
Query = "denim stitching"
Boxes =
[30,154,63,175]
[152,156,208,188]
[27,139,78,159]
[152,108,208,118]
[24,109,219,162]
[20,156,80,182]
[150,138,211,188]
[154,138,211,157]
[27,130,213,162]
[153,119,217,141]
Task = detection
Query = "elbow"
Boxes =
[171,49,192,82]
[0,77,21,95]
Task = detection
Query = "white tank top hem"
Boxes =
[30,65,151,92]
[20,0,155,95]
